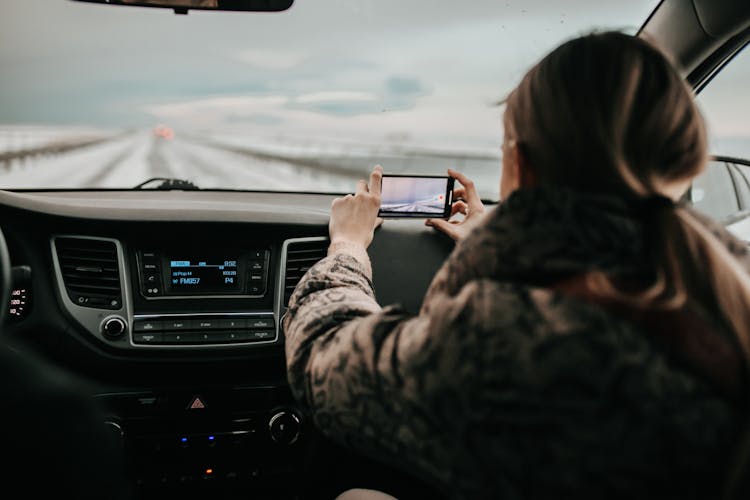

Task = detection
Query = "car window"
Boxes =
[0,0,658,198]
[696,47,750,159]
[728,161,750,209]
[690,161,739,221]
[689,48,749,227]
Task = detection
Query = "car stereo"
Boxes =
[136,248,270,298]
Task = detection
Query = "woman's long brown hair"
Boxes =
[504,31,750,498]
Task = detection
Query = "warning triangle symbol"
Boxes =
[188,395,206,410]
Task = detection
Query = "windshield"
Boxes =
[0,0,657,200]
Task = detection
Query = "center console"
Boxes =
[48,232,318,498]
[50,235,285,351]
[95,384,308,499]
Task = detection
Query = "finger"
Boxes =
[374,217,384,229]
[448,169,482,207]
[425,217,459,240]
[451,200,468,216]
[356,179,368,195]
[452,186,467,201]
[370,165,383,197]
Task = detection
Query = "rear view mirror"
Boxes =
[69,0,294,14]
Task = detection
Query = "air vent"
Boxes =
[283,238,328,308]
[55,237,122,310]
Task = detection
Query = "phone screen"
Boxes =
[378,175,454,218]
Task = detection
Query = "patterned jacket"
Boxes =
[282,187,747,499]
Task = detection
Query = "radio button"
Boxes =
[144,274,161,287]
[133,319,163,332]
[247,318,274,329]
[164,332,198,344]
[142,262,160,272]
[164,319,190,330]
[248,284,265,295]
[226,331,250,342]
[192,318,220,330]
[249,249,267,260]
[248,330,275,341]
[133,332,164,344]
[195,332,220,343]
[248,272,264,281]
[248,261,264,271]
[219,318,246,329]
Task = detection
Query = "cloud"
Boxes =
[292,101,383,116]
[139,74,431,124]
[287,77,431,117]
[297,91,377,103]
[382,76,431,111]
[288,91,380,116]
[386,77,427,96]
[225,113,285,125]
[234,49,305,70]
[143,95,289,125]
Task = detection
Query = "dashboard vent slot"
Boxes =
[283,239,328,308]
[55,237,122,310]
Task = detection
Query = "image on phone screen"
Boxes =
[378,175,454,218]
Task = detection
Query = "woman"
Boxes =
[282,31,750,499]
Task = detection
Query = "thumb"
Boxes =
[425,217,458,240]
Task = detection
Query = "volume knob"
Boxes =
[101,316,127,339]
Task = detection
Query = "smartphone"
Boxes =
[378,174,455,218]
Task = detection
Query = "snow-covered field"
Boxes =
[0,127,504,199]
[2,126,748,204]
[0,125,115,153]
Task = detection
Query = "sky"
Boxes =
[0,0,669,151]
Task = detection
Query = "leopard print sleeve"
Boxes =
[282,247,478,489]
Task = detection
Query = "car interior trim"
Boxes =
[50,235,134,346]
[0,190,333,225]
[276,236,329,326]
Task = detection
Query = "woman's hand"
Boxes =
[425,169,486,241]
[329,165,384,248]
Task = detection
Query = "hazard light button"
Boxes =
[187,395,207,410]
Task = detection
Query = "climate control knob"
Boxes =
[104,420,125,440]
[101,316,127,339]
[268,410,301,445]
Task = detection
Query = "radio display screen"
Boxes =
[168,257,240,292]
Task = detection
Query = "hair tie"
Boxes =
[639,194,675,213]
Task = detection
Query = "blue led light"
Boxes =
[180,437,188,442]
[208,435,215,441]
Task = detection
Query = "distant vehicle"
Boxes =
[153,124,174,140]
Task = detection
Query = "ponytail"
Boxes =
[566,205,750,498]
[503,31,750,495]
[675,210,750,500]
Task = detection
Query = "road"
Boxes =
[380,199,446,214]
[0,128,502,199]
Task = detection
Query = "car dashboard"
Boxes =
[0,188,455,499]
